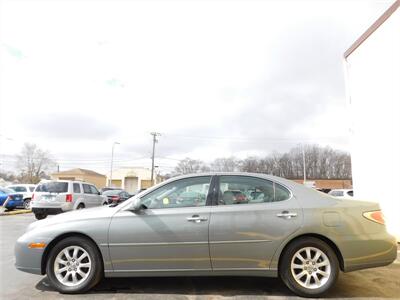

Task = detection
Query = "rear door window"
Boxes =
[218,175,291,205]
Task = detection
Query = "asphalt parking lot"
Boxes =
[1,213,399,300]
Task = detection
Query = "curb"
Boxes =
[0,209,32,216]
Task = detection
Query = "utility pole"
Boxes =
[302,144,307,184]
[150,132,161,185]
[109,142,120,187]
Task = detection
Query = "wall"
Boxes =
[345,6,400,237]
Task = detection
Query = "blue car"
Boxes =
[0,187,24,210]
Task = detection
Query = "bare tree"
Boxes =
[16,143,56,183]
[210,157,239,172]
[174,157,208,175]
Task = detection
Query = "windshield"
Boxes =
[36,182,68,193]
[0,187,15,194]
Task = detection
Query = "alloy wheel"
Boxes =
[53,246,92,287]
[290,246,331,289]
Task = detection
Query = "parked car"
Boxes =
[100,187,123,194]
[30,180,108,220]
[103,189,131,204]
[328,189,353,199]
[15,173,396,297]
[0,187,24,210]
[7,184,36,209]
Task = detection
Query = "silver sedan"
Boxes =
[15,173,397,297]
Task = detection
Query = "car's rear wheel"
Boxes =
[23,199,31,210]
[76,203,85,210]
[34,213,47,220]
[46,236,103,294]
[279,237,339,298]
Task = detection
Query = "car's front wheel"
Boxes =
[279,237,339,298]
[46,236,103,293]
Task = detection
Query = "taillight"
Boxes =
[111,195,120,202]
[363,210,385,225]
[66,194,73,202]
[32,193,35,200]
[8,195,14,200]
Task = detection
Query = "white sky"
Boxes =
[0,0,395,174]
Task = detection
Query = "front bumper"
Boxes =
[14,233,51,275]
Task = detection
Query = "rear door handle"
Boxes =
[276,211,297,219]
[186,215,208,223]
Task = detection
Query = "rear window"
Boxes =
[103,190,121,196]
[36,182,68,193]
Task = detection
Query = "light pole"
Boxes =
[109,142,120,187]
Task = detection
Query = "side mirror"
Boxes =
[130,198,147,212]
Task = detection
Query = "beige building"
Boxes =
[51,168,107,189]
[107,167,158,194]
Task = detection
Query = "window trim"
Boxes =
[214,175,293,207]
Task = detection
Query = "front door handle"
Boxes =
[276,211,297,219]
[186,215,208,223]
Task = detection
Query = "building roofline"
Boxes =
[344,0,399,59]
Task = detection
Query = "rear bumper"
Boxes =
[341,232,398,272]
[0,200,23,208]
[31,202,72,213]
[32,207,64,215]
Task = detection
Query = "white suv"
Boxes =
[31,180,108,220]
[6,184,36,209]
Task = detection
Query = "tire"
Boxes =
[279,237,339,298]
[24,199,31,210]
[76,203,85,210]
[34,213,47,220]
[46,236,103,294]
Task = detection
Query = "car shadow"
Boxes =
[35,269,400,299]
